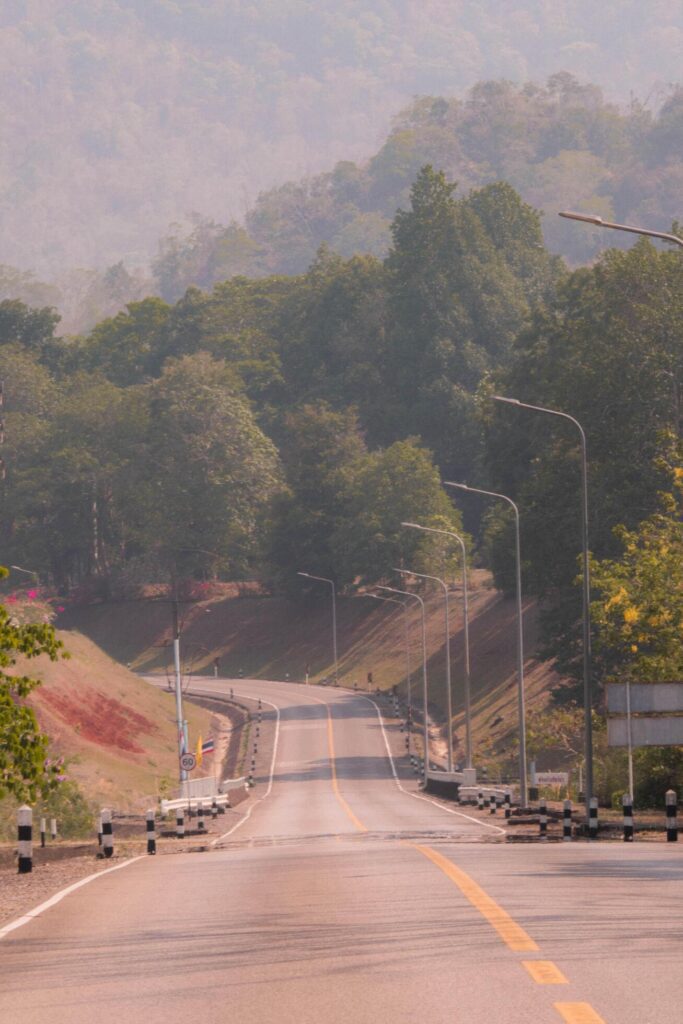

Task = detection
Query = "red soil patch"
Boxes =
[39,690,157,754]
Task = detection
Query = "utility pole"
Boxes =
[172,581,188,785]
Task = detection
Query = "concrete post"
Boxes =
[17,805,32,874]
[101,808,113,858]
[665,789,677,842]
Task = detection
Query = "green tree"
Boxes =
[145,352,282,579]
[591,467,683,683]
[331,438,466,587]
[0,573,65,801]
[266,402,366,590]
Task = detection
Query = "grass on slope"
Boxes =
[59,572,564,770]
[20,630,216,811]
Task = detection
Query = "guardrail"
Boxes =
[160,777,247,815]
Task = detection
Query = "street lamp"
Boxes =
[444,483,528,805]
[360,592,413,712]
[297,572,338,685]
[493,395,594,820]
[559,211,683,249]
[393,561,454,772]
[400,523,472,769]
[376,584,429,780]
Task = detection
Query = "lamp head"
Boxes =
[559,210,604,226]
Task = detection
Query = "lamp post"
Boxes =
[361,592,413,713]
[400,523,472,769]
[297,572,338,685]
[444,483,528,805]
[558,211,683,249]
[393,562,454,773]
[377,585,429,780]
[493,396,594,820]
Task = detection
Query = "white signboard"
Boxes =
[534,772,569,786]
[607,682,683,714]
[608,717,683,747]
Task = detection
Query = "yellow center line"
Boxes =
[413,844,539,952]
[555,1004,607,1024]
[522,960,568,985]
[326,708,368,833]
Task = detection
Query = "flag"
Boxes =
[196,734,203,768]
[201,738,215,756]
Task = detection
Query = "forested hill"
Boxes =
[0,167,680,701]
[1,1,682,284]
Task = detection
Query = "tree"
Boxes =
[0,571,65,802]
[591,464,683,684]
[485,240,682,678]
[331,438,466,587]
[145,352,282,579]
[266,402,366,589]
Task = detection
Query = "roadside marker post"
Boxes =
[504,790,511,819]
[97,814,103,847]
[489,794,496,815]
[50,818,57,841]
[198,802,206,832]
[146,809,156,855]
[622,794,634,842]
[211,798,218,820]
[40,817,46,848]
[562,800,572,841]
[101,808,114,859]
[477,791,484,810]
[176,808,185,839]
[17,805,32,874]
[589,797,599,840]
[665,790,677,842]
[539,798,547,838]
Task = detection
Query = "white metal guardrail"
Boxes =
[160,777,248,815]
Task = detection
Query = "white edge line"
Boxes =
[0,856,145,941]
[184,688,281,847]
[337,687,507,836]
[173,680,504,838]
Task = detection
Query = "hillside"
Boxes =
[59,570,564,767]
[1,3,682,285]
[20,630,217,811]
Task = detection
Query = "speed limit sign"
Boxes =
[180,752,196,772]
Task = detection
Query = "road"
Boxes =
[0,678,680,1023]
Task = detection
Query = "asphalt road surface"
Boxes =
[1,679,681,1024]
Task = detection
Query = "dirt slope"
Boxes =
[59,572,565,765]
[20,630,216,811]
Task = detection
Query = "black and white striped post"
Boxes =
[504,790,511,820]
[97,814,103,847]
[477,791,484,811]
[589,797,599,840]
[101,808,113,858]
[197,802,206,832]
[17,805,32,874]
[622,793,634,842]
[211,797,218,820]
[489,794,496,815]
[665,789,677,842]
[146,809,156,855]
[40,816,46,848]
[539,798,548,838]
[176,807,185,839]
[50,818,57,841]
[562,799,572,842]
